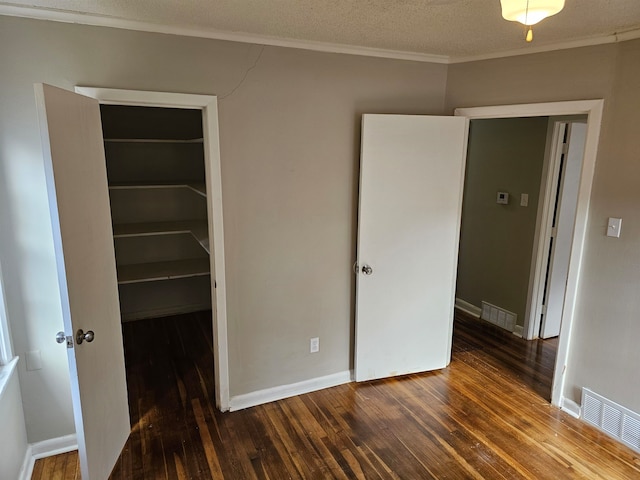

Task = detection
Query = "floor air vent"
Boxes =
[581,388,640,453]
[480,301,516,332]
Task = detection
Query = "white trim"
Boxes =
[0,5,447,64]
[18,434,78,480]
[455,100,603,119]
[449,29,640,64]
[0,356,18,400]
[512,325,524,338]
[455,100,604,409]
[454,298,481,318]
[31,434,78,459]
[75,87,215,109]
[75,86,230,412]
[2,4,640,64]
[0,257,13,364]
[229,370,353,412]
[18,445,33,480]
[561,397,581,419]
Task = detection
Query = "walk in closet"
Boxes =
[101,105,212,321]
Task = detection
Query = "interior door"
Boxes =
[540,122,587,339]
[35,84,130,479]
[355,114,468,382]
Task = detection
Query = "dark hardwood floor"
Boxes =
[452,310,559,401]
[33,310,640,479]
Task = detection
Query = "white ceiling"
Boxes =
[2,0,640,61]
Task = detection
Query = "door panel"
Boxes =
[540,122,587,339]
[35,84,130,479]
[355,114,468,382]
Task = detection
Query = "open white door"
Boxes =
[35,84,130,479]
[355,114,468,382]
[540,122,587,339]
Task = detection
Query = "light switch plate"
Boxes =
[607,217,622,238]
[520,193,529,207]
[26,350,43,371]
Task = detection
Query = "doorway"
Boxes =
[76,87,231,412]
[353,100,602,412]
[455,115,587,400]
[455,101,603,411]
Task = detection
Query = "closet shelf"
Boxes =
[104,138,204,144]
[113,221,210,254]
[117,258,210,285]
[109,182,207,198]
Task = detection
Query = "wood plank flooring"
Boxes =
[33,310,640,479]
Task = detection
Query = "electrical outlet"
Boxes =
[310,337,319,353]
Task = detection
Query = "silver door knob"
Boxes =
[76,329,95,345]
[361,264,373,275]
[56,331,66,344]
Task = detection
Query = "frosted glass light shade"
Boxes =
[500,0,565,26]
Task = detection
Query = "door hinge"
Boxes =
[562,142,570,155]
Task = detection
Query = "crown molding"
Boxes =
[2,4,640,65]
[0,4,448,64]
[449,28,640,64]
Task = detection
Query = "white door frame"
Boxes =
[75,87,230,411]
[455,100,603,408]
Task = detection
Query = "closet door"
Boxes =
[35,84,130,480]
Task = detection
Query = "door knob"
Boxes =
[56,331,66,344]
[76,329,95,345]
[361,264,373,275]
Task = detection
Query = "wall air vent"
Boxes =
[581,388,640,453]
[480,301,516,332]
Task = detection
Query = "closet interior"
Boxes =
[100,105,212,322]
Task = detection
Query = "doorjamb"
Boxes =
[455,100,603,408]
[75,87,230,411]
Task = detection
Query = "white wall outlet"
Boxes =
[310,337,319,353]
[520,193,529,207]
[497,192,509,205]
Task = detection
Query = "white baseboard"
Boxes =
[455,298,482,318]
[561,397,581,418]
[18,445,33,480]
[19,433,78,480]
[513,325,524,338]
[31,433,78,459]
[229,370,353,412]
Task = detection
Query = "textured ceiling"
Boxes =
[2,0,640,59]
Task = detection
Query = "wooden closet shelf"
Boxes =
[113,221,210,254]
[104,138,204,144]
[109,182,207,198]
[117,258,210,285]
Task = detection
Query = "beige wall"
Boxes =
[0,15,448,442]
[447,40,640,411]
[457,117,548,324]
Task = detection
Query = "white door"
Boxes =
[35,84,130,479]
[540,122,587,339]
[355,114,468,382]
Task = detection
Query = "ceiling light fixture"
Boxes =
[500,0,565,42]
